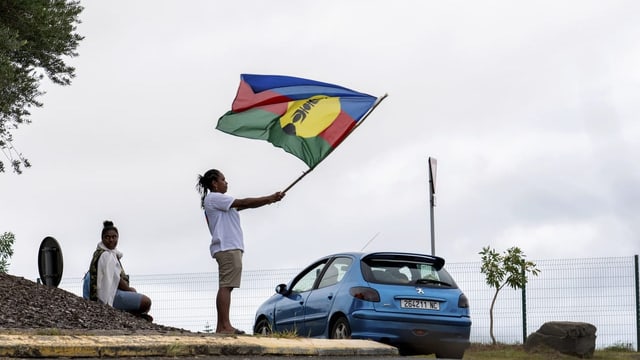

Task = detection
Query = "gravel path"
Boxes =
[0,272,190,334]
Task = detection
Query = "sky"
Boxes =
[1,0,639,281]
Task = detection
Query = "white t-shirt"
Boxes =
[204,192,244,257]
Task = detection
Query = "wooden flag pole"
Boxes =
[282,168,312,194]
[282,93,388,194]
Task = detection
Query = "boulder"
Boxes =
[525,321,596,358]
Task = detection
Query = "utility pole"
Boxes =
[428,157,437,255]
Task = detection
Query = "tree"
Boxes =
[479,246,540,345]
[0,232,15,273]
[0,0,84,174]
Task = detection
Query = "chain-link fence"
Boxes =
[59,255,639,350]
[446,256,638,349]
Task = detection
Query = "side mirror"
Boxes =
[275,283,288,295]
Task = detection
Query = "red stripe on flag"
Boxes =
[232,80,291,112]
[318,111,356,147]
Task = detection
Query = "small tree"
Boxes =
[479,245,540,345]
[0,232,15,273]
[202,322,214,333]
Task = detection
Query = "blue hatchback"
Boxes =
[253,251,471,358]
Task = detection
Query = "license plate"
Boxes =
[400,299,440,310]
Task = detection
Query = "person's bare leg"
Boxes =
[216,287,234,333]
[140,295,151,314]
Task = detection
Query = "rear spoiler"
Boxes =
[362,252,445,271]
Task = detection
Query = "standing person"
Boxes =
[196,169,284,334]
[83,220,153,321]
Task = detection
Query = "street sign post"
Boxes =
[428,157,437,255]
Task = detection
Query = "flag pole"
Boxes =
[282,93,388,194]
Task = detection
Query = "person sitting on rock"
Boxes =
[82,220,152,321]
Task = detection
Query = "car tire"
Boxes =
[253,317,272,335]
[329,316,351,339]
[435,349,464,359]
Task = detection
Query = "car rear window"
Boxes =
[361,256,458,288]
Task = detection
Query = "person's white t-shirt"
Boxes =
[203,192,244,257]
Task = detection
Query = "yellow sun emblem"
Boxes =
[279,96,340,138]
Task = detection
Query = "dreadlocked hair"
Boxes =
[196,169,221,209]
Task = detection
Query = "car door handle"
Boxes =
[327,293,334,300]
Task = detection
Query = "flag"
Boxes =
[216,74,377,168]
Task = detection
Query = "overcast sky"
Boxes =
[2,1,639,281]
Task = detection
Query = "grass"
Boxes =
[165,342,187,357]
[33,328,63,336]
[413,343,640,359]
[268,329,299,339]
[253,328,300,339]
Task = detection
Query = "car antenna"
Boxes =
[360,232,380,251]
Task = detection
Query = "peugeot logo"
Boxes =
[416,287,424,295]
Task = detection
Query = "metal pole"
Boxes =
[428,157,436,256]
[429,186,435,256]
[522,266,528,345]
[634,254,639,352]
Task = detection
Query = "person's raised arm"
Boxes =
[231,191,285,211]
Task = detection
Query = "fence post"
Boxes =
[522,266,527,345]
[635,254,639,352]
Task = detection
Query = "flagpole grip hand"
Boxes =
[270,191,285,204]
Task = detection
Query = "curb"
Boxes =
[0,334,399,357]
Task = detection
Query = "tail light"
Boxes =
[458,293,469,308]
[349,287,380,302]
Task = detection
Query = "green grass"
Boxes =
[603,343,636,352]
[33,328,63,336]
[413,343,640,359]
[268,329,299,339]
[252,328,300,339]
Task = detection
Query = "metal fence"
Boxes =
[59,255,640,350]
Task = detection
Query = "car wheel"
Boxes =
[435,349,464,359]
[330,316,351,339]
[253,317,272,335]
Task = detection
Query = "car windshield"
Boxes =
[361,256,457,288]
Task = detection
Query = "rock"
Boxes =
[525,321,596,358]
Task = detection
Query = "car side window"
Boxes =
[317,257,353,288]
[291,261,327,293]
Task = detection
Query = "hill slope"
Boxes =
[0,273,187,334]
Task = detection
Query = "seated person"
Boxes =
[83,220,152,321]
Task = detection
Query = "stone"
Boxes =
[525,321,597,358]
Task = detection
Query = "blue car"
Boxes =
[253,251,471,358]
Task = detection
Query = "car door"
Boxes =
[303,256,353,337]
[274,260,327,335]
